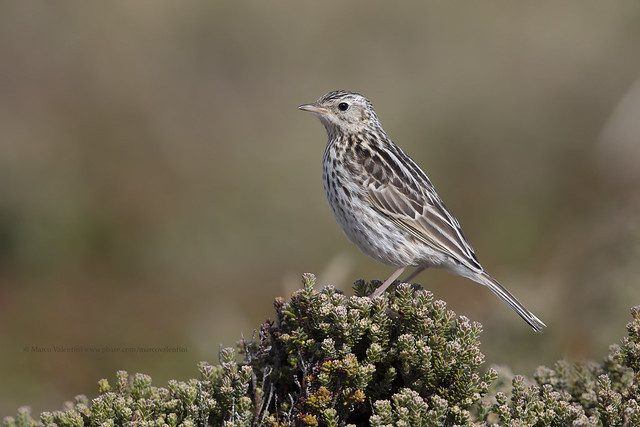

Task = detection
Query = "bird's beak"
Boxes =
[298,103,331,115]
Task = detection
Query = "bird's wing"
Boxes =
[366,175,483,272]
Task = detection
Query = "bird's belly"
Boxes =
[324,181,446,268]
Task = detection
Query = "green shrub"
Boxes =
[5,274,640,426]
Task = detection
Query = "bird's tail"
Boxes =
[473,271,546,332]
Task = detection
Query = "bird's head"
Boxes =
[298,90,380,137]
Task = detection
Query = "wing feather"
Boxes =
[366,173,482,272]
[349,133,482,272]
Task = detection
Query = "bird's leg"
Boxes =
[402,266,426,283]
[370,266,406,298]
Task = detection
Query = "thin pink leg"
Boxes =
[370,266,406,298]
[402,266,426,283]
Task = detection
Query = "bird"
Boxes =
[298,90,546,332]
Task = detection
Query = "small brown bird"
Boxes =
[299,90,545,331]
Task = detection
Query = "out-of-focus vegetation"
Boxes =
[1,1,640,417]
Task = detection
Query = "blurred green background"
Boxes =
[2,1,640,417]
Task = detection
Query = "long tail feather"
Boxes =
[474,271,546,332]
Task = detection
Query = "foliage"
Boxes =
[5,275,640,426]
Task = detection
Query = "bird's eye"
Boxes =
[338,102,349,111]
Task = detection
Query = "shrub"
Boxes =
[5,274,640,426]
